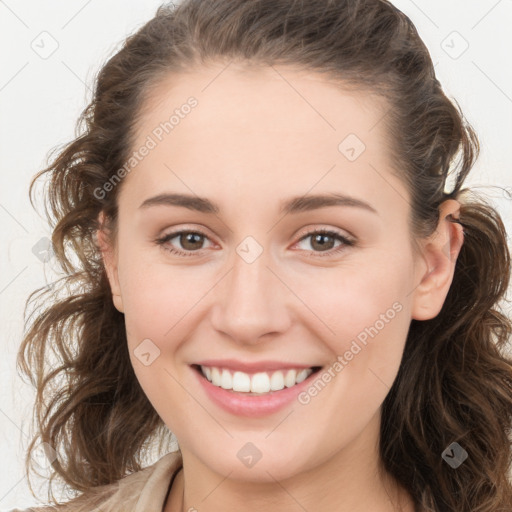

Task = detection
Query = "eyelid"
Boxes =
[294,225,355,243]
[158,224,215,242]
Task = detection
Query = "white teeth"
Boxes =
[220,369,232,389]
[284,369,297,387]
[269,371,285,391]
[250,372,270,393]
[295,369,310,384]
[211,367,221,384]
[232,371,251,392]
[199,365,315,393]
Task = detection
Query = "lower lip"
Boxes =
[192,365,321,417]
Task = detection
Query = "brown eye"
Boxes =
[295,229,355,257]
[179,232,205,250]
[155,229,214,256]
[309,233,337,251]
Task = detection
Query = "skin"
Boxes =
[97,62,464,512]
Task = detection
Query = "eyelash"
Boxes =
[154,228,355,258]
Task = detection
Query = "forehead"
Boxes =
[134,62,387,147]
[120,62,406,217]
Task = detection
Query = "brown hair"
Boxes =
[18,0,512,510]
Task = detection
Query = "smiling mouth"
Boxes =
[191,364,322,395]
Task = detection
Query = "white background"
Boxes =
[1,0,511,508]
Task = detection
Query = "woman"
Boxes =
[12,0,512,511]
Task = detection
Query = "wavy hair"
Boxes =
[18,0,512,510]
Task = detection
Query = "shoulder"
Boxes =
[0,505,57,512]
[2,507,56,512]
[4,450,183,512]
[2,508,56,512]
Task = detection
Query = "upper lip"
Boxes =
[193,359,321,373]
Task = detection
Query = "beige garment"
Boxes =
[5,450,183,512]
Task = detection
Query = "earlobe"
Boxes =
[96,212,124,313]
[411,199,464,321]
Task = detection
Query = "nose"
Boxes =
[209,246,292,345]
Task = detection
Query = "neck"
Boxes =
[164,413,415,512]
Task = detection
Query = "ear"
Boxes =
[95,211,124,313]
[411,199,464,321]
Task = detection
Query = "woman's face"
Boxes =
[99,63,454,482]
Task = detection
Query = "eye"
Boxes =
[154,227,355,258]
[293,228,355,257]
[155,229,214,257]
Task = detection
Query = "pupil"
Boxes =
[312,234,333,251]
[182,233,203,250]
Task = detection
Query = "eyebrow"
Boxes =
[138,192,378,215]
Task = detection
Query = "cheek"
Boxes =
[118,250,212,340]
[116,255,204,414]
[292,249,414,350]
[291,252,415,422]
[292,255,414,438]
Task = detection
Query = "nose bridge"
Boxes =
[210,238,290,343]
